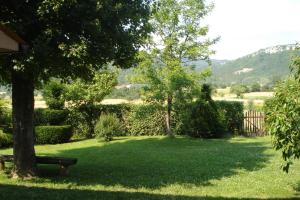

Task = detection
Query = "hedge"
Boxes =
[34,108,69,126]
[0,130,13,148]
[126,104,166,136]
[67,104,131,138]
[35,125,72,144]
[175,99,226,138]
[215,101,244,134]
[68,101,244,138]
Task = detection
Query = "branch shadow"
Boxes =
[36,137,271,190]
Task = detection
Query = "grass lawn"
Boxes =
[0,136,300,199]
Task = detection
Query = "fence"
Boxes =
[242,110,266,136]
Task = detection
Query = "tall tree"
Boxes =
[0,0,151,178]
[132,0,216,136]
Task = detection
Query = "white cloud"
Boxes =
[205,0,300,59]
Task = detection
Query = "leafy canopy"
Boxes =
[65,69,118,106]
[265,46,300,172]
[132,0,216,104]
[0,0,152,82]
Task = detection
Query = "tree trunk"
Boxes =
[12,71,37,178]
[166,95,173,137]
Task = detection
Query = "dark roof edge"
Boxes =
[0,24,26,45]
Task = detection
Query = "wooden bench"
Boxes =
[0,155,77,176]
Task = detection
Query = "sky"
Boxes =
[205,0,300,60]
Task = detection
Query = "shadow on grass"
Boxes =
[36,137,271,189]
[0,183,298,200]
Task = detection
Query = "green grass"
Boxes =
[0,136,300,199]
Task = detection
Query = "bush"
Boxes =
[0,130,13,148]
[34,108,69,126]
[178,99,226,138]
[216,101,244,135]
[42,80,66,109]
[95,114,123,141]
[35,125,72,144]
[126,104,166,136]
[67,104,130,138]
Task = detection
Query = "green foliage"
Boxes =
[264,48,300,173]
[0,100,12,134]
[250,82,261,92]
[95,114,123,142]
[131,0,216,135]
[0,1,151,83]
[216,101,244,135]
[126,104,166,136]
[35,125,72,144]
[0,99,6,117]
[42,80,66,109]
[179,99,226,138]
[65,70,118,106]
[65,70,118,138]
[264,78,300,172]
[67,104,130,138]
[34,108,69,126]
[230,84,249,97]
[0,130,13,148]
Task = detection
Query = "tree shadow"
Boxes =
[0,184,298,200]
[35,137,271,190]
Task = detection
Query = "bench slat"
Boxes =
[0,155,77,166]
[36,156,77,166]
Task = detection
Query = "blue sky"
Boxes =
[206,0,300,60]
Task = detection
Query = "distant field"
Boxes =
[1,89,274,109]
[213,89,274,110]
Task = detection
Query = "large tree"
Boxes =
[0,0,151,178]
[132,0,216,136]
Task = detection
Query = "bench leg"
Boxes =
[0,161,5,171]
[59,165,69,176]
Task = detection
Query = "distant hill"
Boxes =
[207,44,298,85]
[117,44,299,86]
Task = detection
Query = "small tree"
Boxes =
[65,70,118,138]
[250,82,261,92]
[230,84,249,98]
[95,113,122,142]
[132,0,216,136]
[265,48,300,172]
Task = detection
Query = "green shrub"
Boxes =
[34,108,69,126]
[42,80,66,109]
[126,104,166,136]
[95,114,123,141]
[178,99,226,138]
[67,104,130,138]
[215,101,244,135]
[0,130,13,148]
[35,125,72,144]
